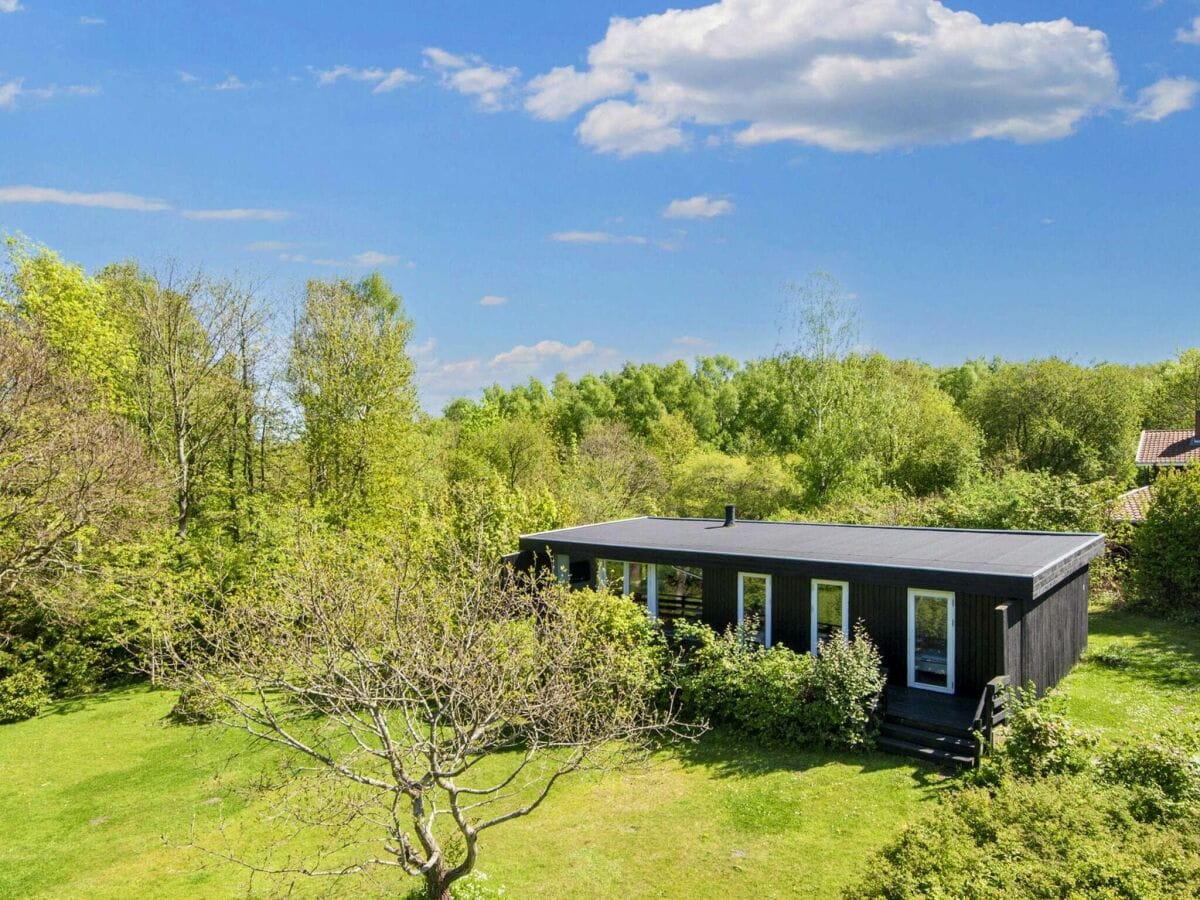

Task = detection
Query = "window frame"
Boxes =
[737,572,772,647]
[810,578,850,654]
[906,587,956,695]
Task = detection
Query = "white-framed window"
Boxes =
[811,579,850,653]
[553,553,571,586]
[737,572,772,646]
[907,588,956,694]
[652,564,701,623]
[597,559,653,615]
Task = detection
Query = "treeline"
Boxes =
[1,238,1198,720]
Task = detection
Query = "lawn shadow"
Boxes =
[1084,606,1200,693]
[44,681,154,717]
[667,727,949,792]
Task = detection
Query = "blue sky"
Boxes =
[2,0,1199,410]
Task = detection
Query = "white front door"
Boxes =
[907,589,955,694]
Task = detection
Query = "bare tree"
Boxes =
[0,323,157,598]
[155,525,689,899]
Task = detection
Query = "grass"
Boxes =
[2,600,1197,898]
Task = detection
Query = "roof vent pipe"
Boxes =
[723,504,736,527]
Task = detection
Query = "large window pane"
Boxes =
[912,593,950,688]
[627,563,649,607]
[599,559,625,594]
[811,580,849,652]
[655,564,702,623]
[740,573,769,645]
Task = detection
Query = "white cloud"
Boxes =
[0,0,23,12]
[423,46,520,111]
[673,335,714,348]
[1176,16,1200,44]
[79,15,104,25]
[278,249,403,268]
[182,207,291,221]
[0,185,170,211]
[550,230,647,245]
[480,295,508,306]
[0,79,21,110]
[663,195,734,219]
[213,75,246,92]
[177,71,199,84]
[526,0,1130,156]
[311,65,417,93]
[491,339,605,371]
[1128,77,1200,122]
[245,240,295,252]
[577,100,684,156]
[351,250,399,267]
[25,84,100,100]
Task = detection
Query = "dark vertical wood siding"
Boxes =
[772,574,809,652]
[702,567,738,632]
[1017,568,1088,695]
[847,582,907,685]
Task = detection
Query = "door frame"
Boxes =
[737,572,772,647]
[907,588,956,694]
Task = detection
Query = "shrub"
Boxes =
[1100,741,1200,823]
[849,773,1200,899]
[674,618,884,749]
[995,687,1096,779]
[1087,642,1134,669]
[0,667,50,723]
[168,680,224,725]
[1131,464,1200,618]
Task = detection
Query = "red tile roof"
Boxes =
[1136,429,1200,467]
[1110,485,1152,523]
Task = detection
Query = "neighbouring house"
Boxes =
[1136,412,1200,473]
[1118,411,1200,523]
[515,507,1104,766]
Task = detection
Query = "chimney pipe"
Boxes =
[723,504,736,527]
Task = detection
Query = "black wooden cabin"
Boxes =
[516,510,1104,766]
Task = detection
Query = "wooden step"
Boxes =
[877,735,976,769]
[882,709,975,740]
[879,722,978,755]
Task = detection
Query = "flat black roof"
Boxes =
[520,517,1105,600]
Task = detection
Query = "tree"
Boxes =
[564,422,667,522]
[156,527,684,899]
[102,263,253,538]
[776,272,861,499]
[1131,465,1200,616]
[1145,348,1200,429]
[288,273,418,528]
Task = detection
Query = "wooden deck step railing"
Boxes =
[971,675,1010,760]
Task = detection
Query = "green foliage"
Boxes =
[1131,464,1200,617]
[0,666,49,723]
[971,688,1096,783]
[674,620,884,749]
[1100,739,1200,823]
[288,273,419,529]
[966,358,1143,481]
[850,772,1200,899]
[934,468,1107,531]
[1143,348,1200,429]
[668,451,795,519]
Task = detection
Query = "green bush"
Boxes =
[849,773,1200,899]
[989,688,1096,780]
[1131,464,1200,618]
[0,667,50,723]
[1100,741,1200,823]
[674,619,884,749]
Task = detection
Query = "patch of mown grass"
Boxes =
[0,688,941,899]
[1059,602,1200,741]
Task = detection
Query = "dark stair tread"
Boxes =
[879,722,978,753]
[877,736,976,768]
[882,710,976,739]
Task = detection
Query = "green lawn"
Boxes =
[2,602,1198,898]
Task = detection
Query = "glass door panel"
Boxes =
[909,591,954,693]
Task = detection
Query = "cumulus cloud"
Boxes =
[1176,16,1200,45]
[0,0,23,12]
[1128,76,1200,122]
[310,65,417,93]
[182,207,291,221]
[663,195,734,219]
[480,295,508,306]
[423,46,520,111]
[525,0,1134,155]
[0,79,22,109]
[213,75,246,92]
[491,339,609,372]
[0,185,170,211]
[550,230,647,245]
